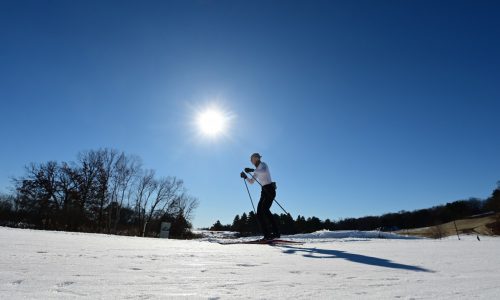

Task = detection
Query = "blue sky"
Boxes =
[1,0,499,228]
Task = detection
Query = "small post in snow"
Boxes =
[453,220,460,240]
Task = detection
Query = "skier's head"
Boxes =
[250,153,261,166]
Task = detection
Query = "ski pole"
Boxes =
[242,176,268,235]
[246,172,290,216]
[243,178,257,215]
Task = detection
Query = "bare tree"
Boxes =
[95,149,118,231]
[142,177,185,236]
[14,162,61,228]
[134,169,157,235]
[75,150,101,225]
[111,152,141,234]
[57,162,80,228]
[176,193,199,222]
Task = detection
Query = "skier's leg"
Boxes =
[264,208,279,237]
[264,186,280,237]
[257,192,271,238]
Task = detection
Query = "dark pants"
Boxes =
[257,183,279,238]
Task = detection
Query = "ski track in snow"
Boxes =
[1,227,499,299]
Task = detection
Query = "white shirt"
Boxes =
[249,161,273,186]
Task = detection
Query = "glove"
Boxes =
[244,168,255,173]
[240,172,248,179]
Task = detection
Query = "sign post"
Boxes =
[159,222,171,239]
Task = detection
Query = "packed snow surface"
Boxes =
[1,227,499,299]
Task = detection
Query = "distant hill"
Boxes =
[397,212,500,238]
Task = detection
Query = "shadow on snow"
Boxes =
[278,245,433,273]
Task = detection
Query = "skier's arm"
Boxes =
[244,167,255,184]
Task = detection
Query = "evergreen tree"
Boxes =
[247,211,260,233]
[211,220,224,231]
[231,215,240,231]
[240,213,248,232]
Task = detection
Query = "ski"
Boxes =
[217,239,303,245]
[269,239,304,245]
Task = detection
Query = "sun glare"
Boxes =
[196,107,228,137]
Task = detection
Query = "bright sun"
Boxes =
[196,108,228,137]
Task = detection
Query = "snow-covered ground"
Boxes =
[1,227,499,299]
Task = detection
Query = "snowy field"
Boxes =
[1,227,499,299]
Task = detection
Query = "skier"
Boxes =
[240,153,280,240]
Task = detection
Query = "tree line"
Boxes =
[210,184,500,235]
[0,149,198,238]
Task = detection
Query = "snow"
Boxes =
[1,227,499,299]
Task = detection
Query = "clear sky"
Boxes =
[1,0,499,228]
